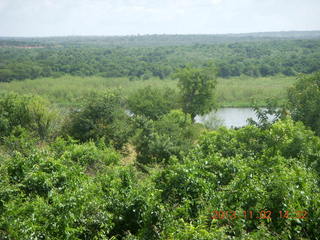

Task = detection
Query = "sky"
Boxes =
[0,0,319,37]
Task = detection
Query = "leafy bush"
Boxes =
[162,218,229,240]
[198,118,320,170]
[1,127,40,157]
[94,166,165,239]
[0,138,119,239]
[57,138,120,172]
[66,89,133,149]
[155,119,320,238]
[0,93,59,140]
[1,178,114,239]
[132,110,201,164]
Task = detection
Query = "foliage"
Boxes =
[98,166,165,239]
[247,98,290,129]
[1,112,320,239]
[66,89,133,150]
[132,110,200,164]
[1,36,320,82]
[162,219,229,240]
[155,119,320,239]
[0,143,164,239]
[51,137,121,173]
[288,71,320,135]
[174,66,217,121]
[0,75,297,108]
[127,86,179,120]
[1,164,114,239]
[1,127,39,157]
[199,119,320,169]
[0,93,59,140]
[1,34,320,239]
[0,136,131,239]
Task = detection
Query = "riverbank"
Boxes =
[0,75,297,108]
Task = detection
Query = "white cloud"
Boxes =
[209,0,223,5]
[0,1,9,12]
[0,0,319,36]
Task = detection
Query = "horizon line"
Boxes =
[1,30,320,39]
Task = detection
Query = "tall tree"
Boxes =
[288,71,320,135]
[174,66,217,121]
[127,86,179,120]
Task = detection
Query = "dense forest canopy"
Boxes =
[2,31,320,47]
[1,31,320,82]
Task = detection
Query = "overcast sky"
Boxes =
[0,0,319,37]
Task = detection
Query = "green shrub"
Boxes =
[97,166,165,239]
[162,219,229,240]
[132,110,200,164]
[155,119,320,238]
[4,150,83,198]
[0,139,165,239]
[60,139,120,172]
[198,118,320,172]
[0,140,116,239]
[0,93,59,140]
[1,127,39,157]
[1,179,114,239]
[66,89,133,150]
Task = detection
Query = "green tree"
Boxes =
[174,66,217,121]
[127,86,179,120]
[288,72,320,135]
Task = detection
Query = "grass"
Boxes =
[0,76,176,107]
[216,75,297,107]
[0,75,297,108]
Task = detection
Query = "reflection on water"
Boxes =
[195,108,263,128]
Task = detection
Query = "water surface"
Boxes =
[195,108,261,128]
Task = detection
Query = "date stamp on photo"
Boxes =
[210,210,308,220]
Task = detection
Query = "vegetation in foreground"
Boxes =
[0,70,320,239]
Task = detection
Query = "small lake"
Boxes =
[195,108,262,128]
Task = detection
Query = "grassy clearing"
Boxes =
[216,75,297,107]
[0,76,176,107]
[0,75,297,107]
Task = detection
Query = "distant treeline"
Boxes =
[2,31,320,47]
[0,34,320,82]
